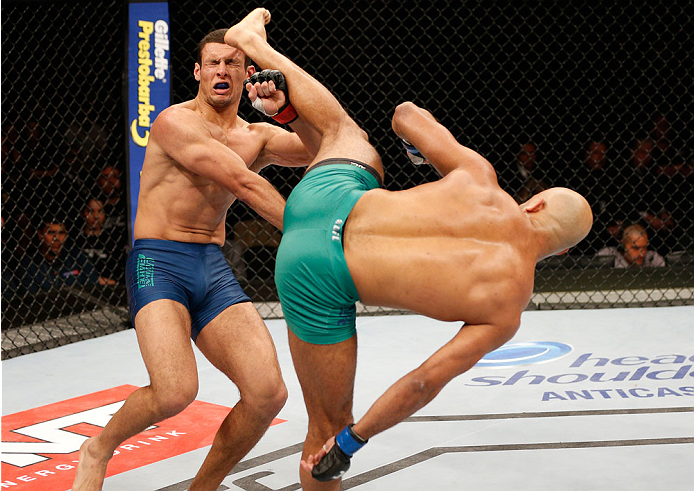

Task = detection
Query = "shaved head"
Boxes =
[523,187,593,258]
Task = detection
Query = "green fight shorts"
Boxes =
[275,159,383,344]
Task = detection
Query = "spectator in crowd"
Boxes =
[631,138,656,170]
[657,154,694,179]
[515,175,550,204]
[651,114,671,155]
[648,113,689,172]
[94,164,128,263]
[62,141,92,185]
[517,141,537,175]
[509,141,550,203]
[15,215,112,294]
[570,140,621,254]
[96,165,122,206]
[95,165,127,230]
[596,224,665,268]
[633,138,679,253]
[74,198,119,285]
[645,114,694,251]
[613,137,677,255]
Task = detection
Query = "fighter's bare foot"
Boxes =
[224,8,271,48]
[71,437,110,491]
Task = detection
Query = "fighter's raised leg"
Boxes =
[224,8,382,175]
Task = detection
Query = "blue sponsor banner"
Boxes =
[126,1,170,245]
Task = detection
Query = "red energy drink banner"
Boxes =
[1,385,286,490]
[126,1,171,245]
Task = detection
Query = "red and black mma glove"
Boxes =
[245,69,298,124]
[311,424,368,482]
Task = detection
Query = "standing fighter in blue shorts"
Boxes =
[72,25,320,491]
[225,9,593,490]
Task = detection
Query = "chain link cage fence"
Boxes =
[2,1,693,359]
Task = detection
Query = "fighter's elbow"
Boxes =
[226,173,257,203]
[490,320,521,350]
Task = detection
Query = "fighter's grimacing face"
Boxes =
[194,43,250,107]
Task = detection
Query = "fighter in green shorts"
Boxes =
[275,158,383,344]
[228,9,590,489]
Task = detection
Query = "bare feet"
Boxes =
[71,437,110,491]
[224,8,271,48]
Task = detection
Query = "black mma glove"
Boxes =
[311,441,351,482]
[311,424,368,482]
[245,69,298,124]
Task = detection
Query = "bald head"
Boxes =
[522,187,593,258]
[621,224,649,265]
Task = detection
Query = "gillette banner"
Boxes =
[126,1,170,245]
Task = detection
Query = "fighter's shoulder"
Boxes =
[150,104,208,148]
[154,102,200,129]
[442,167,499,192]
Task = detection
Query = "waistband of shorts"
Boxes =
[304,158,383,188]
[132,238,221,255]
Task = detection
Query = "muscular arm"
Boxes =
[245,75,321,171]
[250,119,320,172]
[302,319,519,476]
[392,102,498,185]
[153,106,286,230]
[353,321,517,440]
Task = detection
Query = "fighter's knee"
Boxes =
[152,382,198,419]
[243,377,287,419]
[266,380,288,415]
[161,392,197,419]
[354,124,369,142]
[305,421,348,457]
[340,120,380,160]
[345,119,370,145]
[308,411,352,443]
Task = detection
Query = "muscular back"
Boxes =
[345,167,537,330]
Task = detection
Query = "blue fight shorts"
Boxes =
[126,239,251,341]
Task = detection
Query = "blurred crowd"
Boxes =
[1,110,692,304]
[2,115,127,297]
[503,113,693,268]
